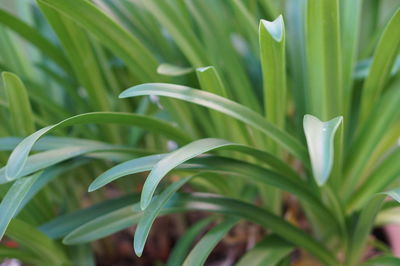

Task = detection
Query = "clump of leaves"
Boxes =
[0,0,399,265]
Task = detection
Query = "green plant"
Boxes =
[0,0,399,265]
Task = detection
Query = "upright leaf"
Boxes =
[303,115,343,186]
[358,9,400,124]
[37,0,160,81]
[259,15,286,130]
[182,217,239,266]
[305,0,343,119]
[2,72,35,136]
[0,9,70,73]
[166,217,214,266]
[237,234,293,266]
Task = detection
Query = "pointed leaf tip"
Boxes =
[260,15,284,42]
[303,114,342,186]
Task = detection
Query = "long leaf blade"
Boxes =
[119,83,308,162]
[0,173,39,239]
[5,112,191,181]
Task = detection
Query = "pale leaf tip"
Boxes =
[260,14,284,42]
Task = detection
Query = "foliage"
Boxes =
[0,0,399,265]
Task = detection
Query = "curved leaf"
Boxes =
[134,176,194,256]
[88,154,166,192]
[343,84,400,196]
[347,148,400,211]
[40,193,139,239]
[64,192,337,265]
[6,219,69,265]
[182,217,239,266]
[166,217,214,266]
[119,83,308,162]
[89,139,298,193]
[0,173,40,239]
[140,139,231,209]
[5,112,191,181]
[1,145,125,184]
[346,189,400,265]
[236,234,293,266]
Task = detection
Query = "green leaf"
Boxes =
[90,137,300,192]
[0,246,40,265]
[38,6,113,113]
[176,193,337,265]
[340,0,362,98]
[285,0,307,123]
[6,219,69,265]
[364,255,400,266]
[136,138,301,210]
[236,234,293,266]
[196,66,246,140]
[88,154,165,192]
[0,9,70,73]
[0,136,120,152]
[68,244,94,266]
[62,203,142,244]
[166,217,214,266]
[5,112,191,181]
[182,217,239,266]
[305,0,343,119]
[259,15,286,130]
[303,115,343,186]
[135,176,194,256]
[346,188,400,266]
[358,9,400,124]
[37,0,160,81]
[195,66,229,98]
[40,193,139,239]
[343,83,400,196]
[0,173,40,239]
[141,0,208,68]
[89,153,337,232]
[2,72,35,136]
[354,56,400,80]
[140,139,231,209]
[64,192,338,266]
[119,83,308,162]
[347,148,400,211]
[230,0,258,51]
[1,145,122,184]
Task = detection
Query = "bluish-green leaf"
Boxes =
[303,114,343,186]
[182,217,239,266]
[119,83,308,162]
[237,234,293,266]
[166,217,214,266]
[5,112,191,181]
[0,173,40,239]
